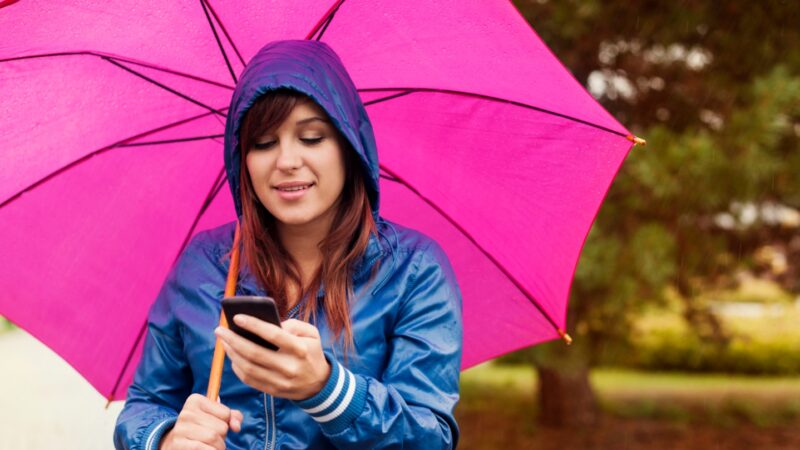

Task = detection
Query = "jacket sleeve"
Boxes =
[113,238,202,450]
[292,242,463,449]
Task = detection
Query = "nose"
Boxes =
[275,139,303,172]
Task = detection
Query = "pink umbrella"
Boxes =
[0,0,643,403]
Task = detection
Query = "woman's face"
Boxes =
[246,100,346,230]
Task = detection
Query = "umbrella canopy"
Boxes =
[0,0,638,402]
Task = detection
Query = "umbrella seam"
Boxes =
[107,170,226,401]
[0,51,235,90]
[0,108,228,210]
[118,134,225,147]
[363,90,415,107]
[199,0,238,84]
[103,56,227,117]
[378,165,563,333]
[305,0,347,41]
[171,168,228,268]
[359,87,628,138]
[201,0,245,66]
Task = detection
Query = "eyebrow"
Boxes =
[296,116,330,125]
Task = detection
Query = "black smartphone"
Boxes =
[221,295,282,351]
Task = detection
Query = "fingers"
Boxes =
[174,394,240,449]
[233,315,309,355]
[192,394,233,422]
[281,318,321,338]
[231,409,244,423]
[213,318,326,397]
[181,423,226,449]
[222,335,297,384]
[229,409,244,433]
[218,326,294,373]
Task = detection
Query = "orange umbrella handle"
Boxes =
[206,221,241,400]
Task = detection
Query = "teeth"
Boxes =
[279,185,310,192]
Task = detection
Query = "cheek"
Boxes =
[246,154,271,186]
[323,152,346,193]
[245,155,276,208]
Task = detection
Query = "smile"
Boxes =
[276,185,312,192]
[273,181,315,191]
[273,182,315,200]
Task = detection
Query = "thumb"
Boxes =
[229,409,244,432]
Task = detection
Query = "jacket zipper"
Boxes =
[264,392,275,450]
[265,301,302,450]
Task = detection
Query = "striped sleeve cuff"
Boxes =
[292,354,368,434]
[143,416,177,450]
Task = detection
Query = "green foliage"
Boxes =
[634,328,800,375]
[506,1,800,376]
[630,223,678,291]
[514,0,800,133]
[615,299,800,374]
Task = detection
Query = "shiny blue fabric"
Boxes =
[114,40,463,449]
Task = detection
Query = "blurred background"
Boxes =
[2,0,798,449]
[456,1,800,448]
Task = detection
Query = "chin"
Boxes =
[269,209,321,226]
[276,215,317,226]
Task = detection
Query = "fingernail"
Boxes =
[233,314,246,326]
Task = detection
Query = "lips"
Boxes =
[273,181,314,192]
[273,181,314,201]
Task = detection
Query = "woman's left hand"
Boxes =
[214,315,331,401]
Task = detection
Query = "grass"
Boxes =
[459,361,800,427]
[592,368,800,392]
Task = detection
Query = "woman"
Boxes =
[114,39,463,450]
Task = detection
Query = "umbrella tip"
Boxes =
[626,134,647,146]
[557,328,573,345]
[105,395,113,410]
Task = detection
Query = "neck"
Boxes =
[276,210,336,286]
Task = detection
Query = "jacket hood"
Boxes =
[223,39,380,220]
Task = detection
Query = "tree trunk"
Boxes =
[537,364,597,427]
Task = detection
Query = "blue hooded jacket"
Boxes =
[113,40,463,449]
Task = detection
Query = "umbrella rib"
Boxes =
[377,168,563,334]
[360,87,627,139]
[199,0,237,84]
[0,51,235,90]
[103,57,227,118]
[202,0,245,67]
[106,316,148,404]
[305,0,346,41]
[0,108,227,210]
[377,172,400,183]
[119,134,225,147]
[173,167,228,269]
[313,11,336,42]
[363,90,415,106]
[108,167,228,402]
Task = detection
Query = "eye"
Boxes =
[301,137,324,145]
[253,140,275,150]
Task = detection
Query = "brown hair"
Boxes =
[237,88,377,358]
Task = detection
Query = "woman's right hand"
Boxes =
[159,393,243,450]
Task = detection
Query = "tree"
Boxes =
[508,0,800,427]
